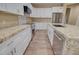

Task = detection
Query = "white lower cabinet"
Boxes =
[0,46,14,55]
[0,27,32,55]
[48,25,54,46]
[0,3,24,15]
[14,28,32,55]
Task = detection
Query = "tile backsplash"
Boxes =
[0,12,19,29]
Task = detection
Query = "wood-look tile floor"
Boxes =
[24,30,53,55]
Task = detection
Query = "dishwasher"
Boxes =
[53,30,65,55]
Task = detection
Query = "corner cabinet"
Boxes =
[0,26,32,55]
[0,3,24,15]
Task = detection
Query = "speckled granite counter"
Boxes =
[53,24,79,39]
[49,23,79,55]
[0,25,29,44]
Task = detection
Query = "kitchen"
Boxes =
[0,3,79,55]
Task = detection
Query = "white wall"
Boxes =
[76,16,79,26]
[34,23,48,30]
[30,8,52,18]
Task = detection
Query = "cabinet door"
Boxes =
[0,42,15,55]
[40,9,43,17]
[14,28,32,55]
[32,8,35,17]
[6,3,18,14]
[0,27,32,55]
[0,3,24,15]
[0,3,6,11]
[17,3,24,15]
[36,8,39,17]
[13,30,26,55]
[1,30,26,55]
[6,3,24,15]
[6,47,16,55]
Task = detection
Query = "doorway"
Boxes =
[65,8,71,24]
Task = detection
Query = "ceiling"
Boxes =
[31,3,63,8]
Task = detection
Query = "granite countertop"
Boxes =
[49,23,79,39]
[0,25,30,44]
[49,23,79,54]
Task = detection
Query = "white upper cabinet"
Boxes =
[0,3,6,11]
[30,8,36,17]
[6,4,18,14]
[17,4,24,15]
[0,3,24,15]
[52,7,64,13]
[24,3,33,10]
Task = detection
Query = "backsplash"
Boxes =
[0,12,19,29]
[32,18,52,23]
